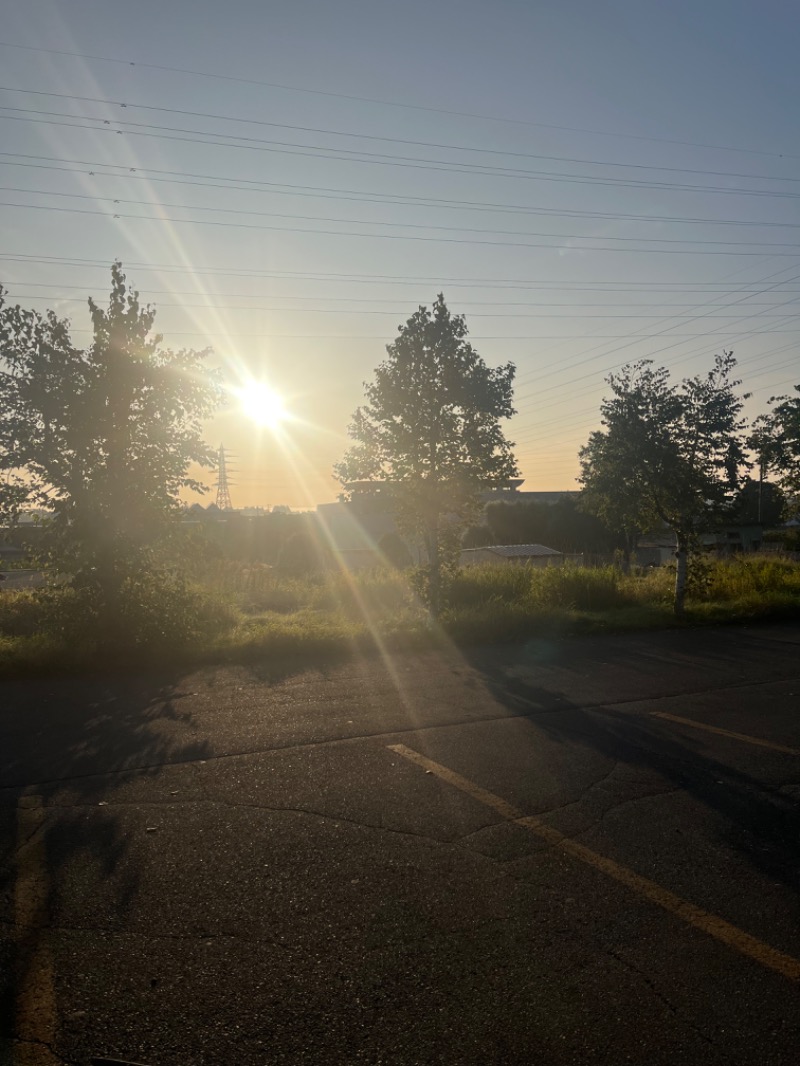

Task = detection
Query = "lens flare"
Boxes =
[236,381,288,429]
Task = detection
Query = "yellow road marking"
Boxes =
[388,742,800,983]
[649,711,800,756]
[13,794,61,1065]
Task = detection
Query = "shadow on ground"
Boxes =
[463,639,800,898]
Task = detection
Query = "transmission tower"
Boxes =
[215,444,234,511]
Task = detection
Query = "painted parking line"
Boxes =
[13,793,61,1065]
[649,711,800,756]
[388,742,800,983]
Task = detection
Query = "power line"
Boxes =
[6,198,800,255]
[8,282,800,309]
[9,292,800,320]
[49,329,800,339]
[6,107,800,201]
[3,151,797,229]
[508,262,800,418]
[4,85,800,186]
[4,253,795,290]
[0,40,794,162]
[8,184,800,249]
[511,308,800,444]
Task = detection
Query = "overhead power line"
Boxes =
[505,258,800,409]
[0,40,795,162]
[2,150,797,229]
[5,107,800,201]
[7,184,800,249]
[8,282,799,309]
[511,262,800,401]
[6,198,800,255]
[11,292,800,320]
[3,85,800,186]
[510,283,800,439]
[5,252,799,290]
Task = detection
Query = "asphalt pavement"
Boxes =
[1,622,799,1065]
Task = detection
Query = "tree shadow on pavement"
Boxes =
[466,649,800,898]
[0,672,213,1063]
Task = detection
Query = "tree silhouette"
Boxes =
[0,264,220,638]
[754,385,800,513]
[335,296,518,614]
[580,354,748,615]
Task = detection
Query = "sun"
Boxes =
[236,381,288,429]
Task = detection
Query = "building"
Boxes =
[460,543,564,568]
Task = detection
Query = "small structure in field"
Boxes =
[460,543,563,568]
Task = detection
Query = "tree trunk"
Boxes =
[427,524,441,618]
[674,532,689,616]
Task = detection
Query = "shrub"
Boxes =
[529,564,628,610]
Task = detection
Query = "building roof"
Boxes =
[480,543,562,558]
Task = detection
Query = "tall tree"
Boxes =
[733,477,786,527]
[335,295,518,614]
[0,264,219,632]
[753,385,800,512]
[579,354,748,614]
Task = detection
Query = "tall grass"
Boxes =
[1,555,798,675]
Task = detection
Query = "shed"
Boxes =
[460,544,564,568]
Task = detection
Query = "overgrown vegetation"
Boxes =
[0,265,220,651]
[335,295,518,616]
[1,555,798,676]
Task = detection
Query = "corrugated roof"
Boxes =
[483,543,562,558]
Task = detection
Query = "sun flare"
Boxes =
[236,381,288,429]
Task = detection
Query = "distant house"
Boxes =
[700,525,763,555]
[460,543,564,568]
[635,523,766,566]
[634,536,676,567]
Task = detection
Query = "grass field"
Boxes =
[1,555,799,677]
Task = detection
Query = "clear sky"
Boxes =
[2,1,799,509]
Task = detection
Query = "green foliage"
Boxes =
[705,556,800,600]
[335,295,518,614]
[753,385,800,509]
[579,354,749,614]
[2,555,800,675]
[0,573,232,654]
[448,564,627,611]
[461,523,492,548]
[732,477,786,526]
[0,264,221,642]
[473,497,618,553]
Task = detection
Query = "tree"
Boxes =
[0,264,220,637]
[753,385,800,512]
[733,477,786,527]
[579,354,748,615]
[335,295,518,614]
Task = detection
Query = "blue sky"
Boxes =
[2,1,799,507]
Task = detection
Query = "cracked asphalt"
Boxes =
[1,621,800,1065]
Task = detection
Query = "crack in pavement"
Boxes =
[3,669,800,796]
[604,947,719,1053]
[33,794,465,850]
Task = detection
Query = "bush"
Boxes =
[448,565,535,609]
[529,565,627,610]
[0,570,233,653]
[706,556,800,600]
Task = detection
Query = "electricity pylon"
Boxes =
[215,444,234,511]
